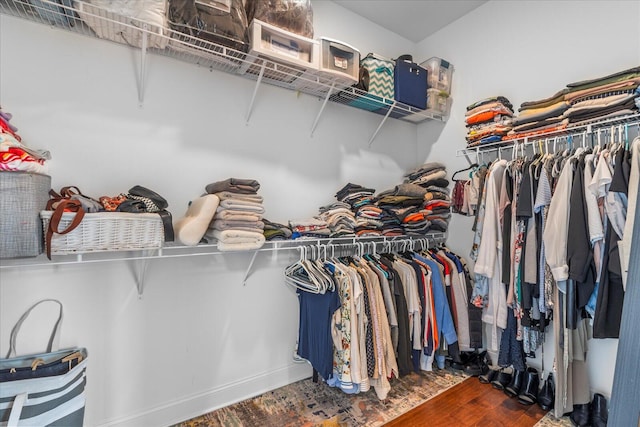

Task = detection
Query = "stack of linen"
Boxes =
[317,201,356,237]
[465,96,515,146]
[0,108,50,174]
[403,162,452,233]
[262,219,292,241]
[289,217,331,239]
[204,178,266,251]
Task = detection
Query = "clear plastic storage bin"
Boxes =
[318,37,360,86]
[426,88,452,117]
[421,57,454,94]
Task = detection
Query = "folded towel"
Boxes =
[215,210,262,221]
[217,240,266,251]
[215,191,264,203]
[212,229,266,250]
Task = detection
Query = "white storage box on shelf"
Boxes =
[421,57,454,94]
[41,211,164,255]
[238,19,319,87]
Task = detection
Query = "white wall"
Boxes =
[416,0,640,399]
[0,3,425,426]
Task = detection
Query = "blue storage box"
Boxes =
[394,55,427,109]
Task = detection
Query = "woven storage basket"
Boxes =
[0,172,51,258]
[40,211,164,255]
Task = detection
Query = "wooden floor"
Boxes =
[384,376,549,427]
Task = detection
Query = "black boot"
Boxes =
[570,403,591,427]
[517,367,539,405]
[491,368,512,391]
[592,393,608,427]
[537,372,555,411]
[504,368,525,398]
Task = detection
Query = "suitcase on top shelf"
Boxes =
[394,54,427,109]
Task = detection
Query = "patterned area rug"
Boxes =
[176,369,468,427]
[534,412,573,426]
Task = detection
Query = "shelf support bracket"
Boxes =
[369,101,397,146]
[242,250,260,286]
[138,24,148,106]
[246,62,266,124]
[132,251,153,299]
[310,82,336,137]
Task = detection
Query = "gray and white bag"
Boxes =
[0,300,87,427]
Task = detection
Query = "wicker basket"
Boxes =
[40,211,164,255]
[0,172,51,259]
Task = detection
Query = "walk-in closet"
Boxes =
[1,1,639,426]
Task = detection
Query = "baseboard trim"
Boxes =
[98,363,312,427]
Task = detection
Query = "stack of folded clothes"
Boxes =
[354,204,383,237]
[505,66,640,140]
[0,108,50,174]
[402,162,452,233]
[377,183,430,235]
[562,66,640,126]
[335,183,376,208]
[204,178,266,251]
[289,217,331,239]
[465,96,515,147]
[262,219,292,241]
[317,201,356,237]
[504,90,570,141]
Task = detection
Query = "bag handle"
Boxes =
[7,299,64,359]
[46,199,85,260]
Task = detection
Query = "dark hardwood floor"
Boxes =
[384,376,550,427]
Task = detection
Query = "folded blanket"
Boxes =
[511,101,570,126]
[566,66,640,90]
[564,77,640,104]
[519,88,569,111]
[214,191,264,203]
[404,162,446,181]
[289,218,327,228]
[466,101,514,117]
[217,200,265,214]
[562,93,636,119]
[206,178,260,195]
[377,183,427,199]
[466,96,513,112]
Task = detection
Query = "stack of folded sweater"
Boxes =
[317,201,356,237]
[0,108,50,174]
[354,204,383,237]
[262,219,292,241]
[465,96,515,146]
[377,183,430,235]
[505,66,640,140]
[402,162,452,233]
[562,66,640,126]
[504,89,570,140]
[335,182,376,208]
[204,178,266,251]
[289,217,331,239]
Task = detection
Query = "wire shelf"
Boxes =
[0,0,445,125]
[0,232,448,269]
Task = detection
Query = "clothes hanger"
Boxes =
[452,163,479,182]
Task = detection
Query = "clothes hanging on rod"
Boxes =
[288,241,482,400]
[469,126,639,418]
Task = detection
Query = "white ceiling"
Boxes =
[332,0,488,43]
